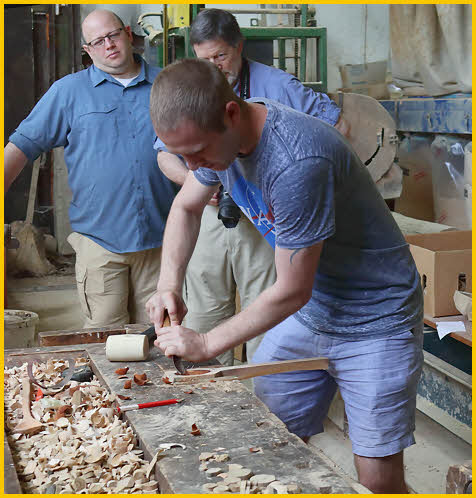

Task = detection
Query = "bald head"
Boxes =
[81,9,138,78]
[82,9,124,43]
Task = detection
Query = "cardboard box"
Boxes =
[339,61,387,88]
[395,135,435,221]
[405,231,472,317]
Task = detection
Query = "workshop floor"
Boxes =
[5,273,472,494]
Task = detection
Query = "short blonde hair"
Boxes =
[150,58,244,134]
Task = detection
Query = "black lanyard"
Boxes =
[239,57,251,100]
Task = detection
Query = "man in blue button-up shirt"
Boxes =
[4,9,176,328]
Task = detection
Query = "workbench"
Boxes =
[424,314,472,347]
[5,335,362,494]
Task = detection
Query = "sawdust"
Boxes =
[4,359,159,494]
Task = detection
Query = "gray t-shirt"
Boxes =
[194,99,423,339]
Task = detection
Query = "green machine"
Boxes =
[137,4,328,92]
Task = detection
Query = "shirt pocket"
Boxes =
[77,104,119,136]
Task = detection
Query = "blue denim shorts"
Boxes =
[252,315,424,457]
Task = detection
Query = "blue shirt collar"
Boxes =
[89,54,152,87]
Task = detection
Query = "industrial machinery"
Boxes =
[138,4,328,92]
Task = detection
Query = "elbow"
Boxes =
[295,288,313,310]
[281,287,312,314]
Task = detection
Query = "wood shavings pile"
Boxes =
[199,450,302,494]
[4,359,159,494]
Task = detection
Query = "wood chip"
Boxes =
[250,474,276,488]
[213,484,230,493]
[115,367,129,375]
[249,447,263,453]
[141,480,159,491]
[71,390,82,406]
[265,481,289,494]
[228,463,243,471]
[133,373,148,385]
[55,417,70,428]
[123,380,132,389]
[228,481,241,493]
[286,483,302,494]
[71,477,86,491]
[146,449,164,479]
[199,452,214,461]
[206,467,222,477]
[202,482,218,492]
[191,423,201,436]
[228,467,253,480]
[88,483,104,493]
[54,405,73,420]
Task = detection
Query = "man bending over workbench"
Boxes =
[154,8,349,366]
[146,59,423,494]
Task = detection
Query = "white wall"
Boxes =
[80,4,390,92]
[318,4,389,91]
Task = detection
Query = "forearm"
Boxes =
[157,151,188,186]
[4,143,29,192]
[157,200,201,293]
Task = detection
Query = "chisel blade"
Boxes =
[173,355,186,375]
[162,311,186,375]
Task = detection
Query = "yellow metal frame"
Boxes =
[167,4,191,29]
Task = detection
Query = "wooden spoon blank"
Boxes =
[163,357,329,384]
[14,377,43,435]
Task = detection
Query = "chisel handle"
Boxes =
[141,310,172,345]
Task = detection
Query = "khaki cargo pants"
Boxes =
[183,205,276,365]
[68,232,161,328]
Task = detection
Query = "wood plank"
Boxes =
[87,344,358,494]
[424,314,472,347]
[5,344,360,494]
[38,326,126,347]
[4,345,88,368]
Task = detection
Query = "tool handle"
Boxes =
[138,398,180,409]
[21,377,34,419]
[141,325,157,345]
[162,313,183,372]
[143,311,171,344]
[118,398,181,412]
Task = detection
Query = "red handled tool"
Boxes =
[117,398,183,413]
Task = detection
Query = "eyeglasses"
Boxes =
[206,53,228,64]
[86,28,123,48]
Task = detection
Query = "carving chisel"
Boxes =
[117,398,183,413]
[162,311,186,375]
